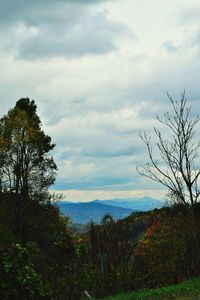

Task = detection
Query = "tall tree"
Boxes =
[0,98,57,197]
[137,92,200,272]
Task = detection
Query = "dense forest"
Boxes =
[0,98,200,299]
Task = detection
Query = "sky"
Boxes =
[1,0,200,201]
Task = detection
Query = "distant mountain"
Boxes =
[94,197,164,211]
[57,201,135,224]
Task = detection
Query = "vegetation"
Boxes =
[0,98,79,299]
[0,96,200,299]
[0,98,57,196]
[77,204,200,298]
[102,277,200,300]
[137,92,200,270]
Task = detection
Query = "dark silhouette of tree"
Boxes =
[137,92,200,272]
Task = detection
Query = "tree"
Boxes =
[0,98,57,197]
[0,99,82,299]
[0,244,46,299]
[137,92,200,272]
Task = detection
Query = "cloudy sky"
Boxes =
[1,0,200,201]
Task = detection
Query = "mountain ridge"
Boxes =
[93,196,164,211]
[57,196,163,224]
[57,201,136,224]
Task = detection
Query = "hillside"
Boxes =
[57,201,135,224]
[101,277,200,300]
[74,204,200,299]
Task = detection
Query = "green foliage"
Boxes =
[0,190,80,298]
[76,214,146,298]
[101,277,200,300]
[0,244,46,299]
[0,97,57,196]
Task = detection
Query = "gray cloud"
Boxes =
[0,0,104,23]
[0,1,134,59]
[18,12,132,59]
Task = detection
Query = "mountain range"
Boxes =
[57,196,164,224]
[94,197,163,211]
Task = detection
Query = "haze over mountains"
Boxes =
[57,197,163,224]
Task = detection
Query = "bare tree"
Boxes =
[137,92,200,271]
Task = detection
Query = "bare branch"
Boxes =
[137,92,200,207]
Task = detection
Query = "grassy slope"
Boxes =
[101,277,200,300]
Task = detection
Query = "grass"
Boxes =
[100,277,200,300]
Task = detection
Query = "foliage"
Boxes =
[101,277,200,300]
[76,205,200,299]
[132,206,192,289]
[0,98,57,196]
[0,244,46,299]
[0,99,80,299]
